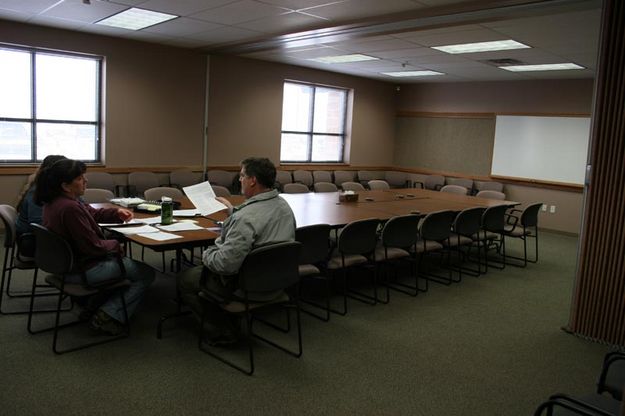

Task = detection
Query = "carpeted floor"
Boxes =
[0,231,613,415]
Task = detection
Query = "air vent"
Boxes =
[481,58,525,66]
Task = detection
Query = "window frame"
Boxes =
[0,43,103,164]
[280,80,349,164]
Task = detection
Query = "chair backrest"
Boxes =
[337,218,379,255]
[368,180,390,190]
[237,241,302,293]
[313,182,338,193]
[127,172,159,197]
[453,207,486,237]
[474,180,504,193]
[520,203,543,227]
[144,186,183,201]
[83,188,115,203]
[381,215,420,248]
[446,177,473,190]
[275,171,293,189]
[385,171,409,188]
[476,190,506,200]
[211,185,231,197]
[420,210,456,241]
[207,170,236,189]
[312,171,332,184]
[481,204,509,233]
[0,204,17,248]
[85,172,115,193]
[333,170,355,186]
[169,169,201,189]
[31,223,73,275]
[424,175,445,190]
[341,182,366,192]
[357,171,384,183]
[293,170,313,187]
[296,224,331,265]
[440,184,468,195]
[283,183,310,194]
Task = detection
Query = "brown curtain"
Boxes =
[569,0,625,346]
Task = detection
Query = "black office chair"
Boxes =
[480,204,509,271]
[418,210,458,285]
[0,204,58,315]
[597,352,625,401]
[326,218,380,315]
[375,214,420,298]
[29,224,131,354]
[198,241,302,376]
[296,224,332,322]
[444,207,486,278]
[503,202,543,267]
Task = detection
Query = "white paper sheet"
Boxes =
[183,181,228,216]
[107,225,160,235]
[173,209,202,217]
[137,216,162,225]
[157,222,205,232]
[138,231,183,241]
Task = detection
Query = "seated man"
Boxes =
[178,157,296,345]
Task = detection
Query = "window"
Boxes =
[0,45,101,163]
[280,81,349,163]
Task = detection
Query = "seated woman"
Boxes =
[15,155,67,257]
[35,159,155,335]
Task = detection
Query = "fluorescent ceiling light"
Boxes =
[382,70,444,77]
[500,63,584,72]
[432,40,530,54]
[308,54,379,64]
[97,8,177,30]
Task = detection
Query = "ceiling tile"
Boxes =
[236,10,326,34]
[256,0,347,9]
[143,17,222,36]
[326,37,417,53]
[185,25,263,45]
[137,0,235,16]
[302,0,425,21]
[191,0,289,25]
[0,0,62,14]
[40,0,128,23]
[28,15,88,30]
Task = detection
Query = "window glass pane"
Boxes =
[280,133,309,161]
[36,54,97,122]
[0,121,32,160]
[311,135,342,162]
[0,49,31,118]
[281,83,312,132]
[36,123,96,160]
[313,87,346,134]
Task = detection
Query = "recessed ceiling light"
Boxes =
[500,63,585,72]
[308,54,379,64]
[381,70,444,77]
[432,40,530,54]
[96,8,177,31]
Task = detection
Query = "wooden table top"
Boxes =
[96,188,516,248]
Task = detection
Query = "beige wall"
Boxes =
[395,79,594,233]
[206,55,396,167]
[0,20,207,205]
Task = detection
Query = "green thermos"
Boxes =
[161,196,173,225]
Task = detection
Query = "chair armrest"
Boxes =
[413,181,424,189]
[434,184,443,191]
[534,394,617,416]
[114,184,126,197]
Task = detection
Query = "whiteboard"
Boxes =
[491,115,590,184]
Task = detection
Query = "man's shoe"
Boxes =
[89,309,125,336]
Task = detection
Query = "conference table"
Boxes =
[97,188,517,266]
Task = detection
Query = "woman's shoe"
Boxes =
[89,309,125,336]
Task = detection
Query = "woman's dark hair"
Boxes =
[34,159,86,205]
[16,155,67,210]
[241,157,276,189]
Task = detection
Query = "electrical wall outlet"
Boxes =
[550,205,556,214]
[542,204,547,212]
